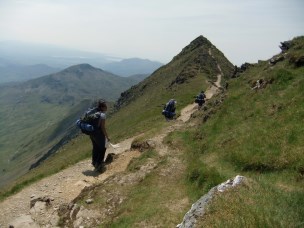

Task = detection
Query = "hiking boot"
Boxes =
[105,153,115,164]
[94,163,106,173]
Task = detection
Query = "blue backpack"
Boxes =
[76,108,100,135]
[162,100,176,118]
[195,93,206,104]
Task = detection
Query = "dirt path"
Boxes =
[0,54,223,227]
[205,48,223,99]
[0,137,141,227]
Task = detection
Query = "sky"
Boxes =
[0,0,303,65]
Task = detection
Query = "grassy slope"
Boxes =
[11,36,304,227]
[109,36,233,141]
[180,36,304,227]
[0,64,140,188]
[0,36,233,199]
[77,36,304,227]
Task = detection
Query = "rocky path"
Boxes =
[0,118,193,228]
[0,58,223,227]
[0,136,141,227]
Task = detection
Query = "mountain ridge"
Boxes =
[1,35,303,227]
[114,35,233,112]
[0,63,144,188]
[0,34,236,227]
[0,41,163,82]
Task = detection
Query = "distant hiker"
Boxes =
[78,99,110,172]
[162,99,177,121]
[195,91,206,110]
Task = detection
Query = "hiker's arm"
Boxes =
[99,119,110,141]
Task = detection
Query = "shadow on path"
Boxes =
[82,170,102,177]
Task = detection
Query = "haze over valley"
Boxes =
[0,41,163,83]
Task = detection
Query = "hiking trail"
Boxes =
[0,50,223,227]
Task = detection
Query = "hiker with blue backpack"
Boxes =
[162,99,177,121]
[76,99,110,172]
[195,90,206,110]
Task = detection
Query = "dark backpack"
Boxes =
[162,100,176,118]
[76,108,100,135]
[166,100,175,112]
[195,93,205,104]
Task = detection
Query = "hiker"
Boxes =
[89,99,110,172]
[195,90,206,110]
[162,99,177,121]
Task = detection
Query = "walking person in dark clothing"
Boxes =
[162,99,177,121]
[195,90,206,110]
[90,100,110,172]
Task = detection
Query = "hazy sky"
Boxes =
[0,0,303,65]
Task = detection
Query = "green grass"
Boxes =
[99,152,190,227]
[197,180,304,227]
[0,134,91,201]
[56,146,191,227]
[171,45,304,226]
[4,36,304,227]
[0,98,91,188]
[108,74,208,141]
[165,130,227,200]
[127,149,158,172]
[0,66,141,189]
[108,37,233,141]
[62,35,304,226]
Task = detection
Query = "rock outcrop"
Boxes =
[176,175,247,228]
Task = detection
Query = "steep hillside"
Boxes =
[0,64,141,188]
[109,35,234,140]
[2,35,303,227]
[190,36,304,227]
[61,36,304,227]
[0,57,225,227]
[54,36,303,227]
[0,35,234,202]
[172,36,304,227]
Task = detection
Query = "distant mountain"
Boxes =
[103,58,163,77]
[0,63,142,187]
[0,36,234,187]
[20,63,141,103]
[0,41,163,81]
[0,58,60,83]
